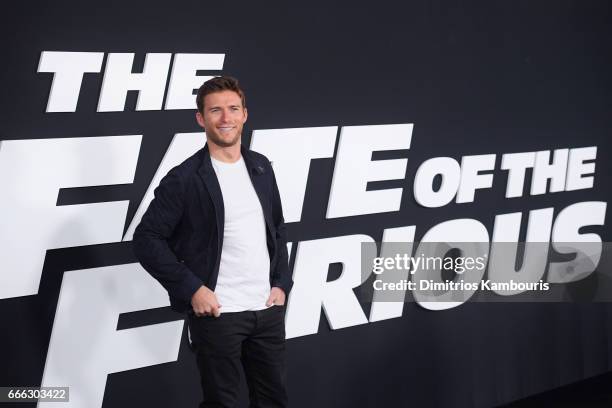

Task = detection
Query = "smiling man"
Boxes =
[133,76,292,408]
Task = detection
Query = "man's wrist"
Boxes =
[191,285,208,300]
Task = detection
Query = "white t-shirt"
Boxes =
[211,155,271,312]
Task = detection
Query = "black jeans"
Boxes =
[187,305,288,408]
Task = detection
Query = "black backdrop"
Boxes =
[1,1,611,407]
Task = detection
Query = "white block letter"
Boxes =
[501,152,535,198]
[413,219,489,311]
[457,154,496,203]
[369,226,416,322]
[165,53,225,110]
[251,126,337,223]
[566,146,597,191]
[0,136,141,299]
[531,149,569,195]
[413,157,461,208]
[98,53,171,112]
[548,201,607,283]
[286,235,373,338]
[38,51,104,112]
[40,263,184,408]
[489,208,554,295]
[326,124,412,218]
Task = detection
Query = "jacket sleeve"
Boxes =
[269,164,294,295]
[132,169,203,303]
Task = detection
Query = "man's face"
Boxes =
[196,90,248,148]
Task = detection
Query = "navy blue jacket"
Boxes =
[133,143,293,313]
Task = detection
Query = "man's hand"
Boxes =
[191,286,221,317]
[266,287,286,307]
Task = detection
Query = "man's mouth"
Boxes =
[218,126,235,133]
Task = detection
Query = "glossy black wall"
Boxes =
[1,1,611,407]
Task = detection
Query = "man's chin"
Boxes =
[208,135,241,148]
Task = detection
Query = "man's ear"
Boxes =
[196,111,205,128]
[243,107,248,123]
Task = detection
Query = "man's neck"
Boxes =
[208,141,242,163]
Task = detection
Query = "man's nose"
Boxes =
[220,109,230,122]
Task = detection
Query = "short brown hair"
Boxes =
[196,76,246,113]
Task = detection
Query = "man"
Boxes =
[133,76,292,408]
